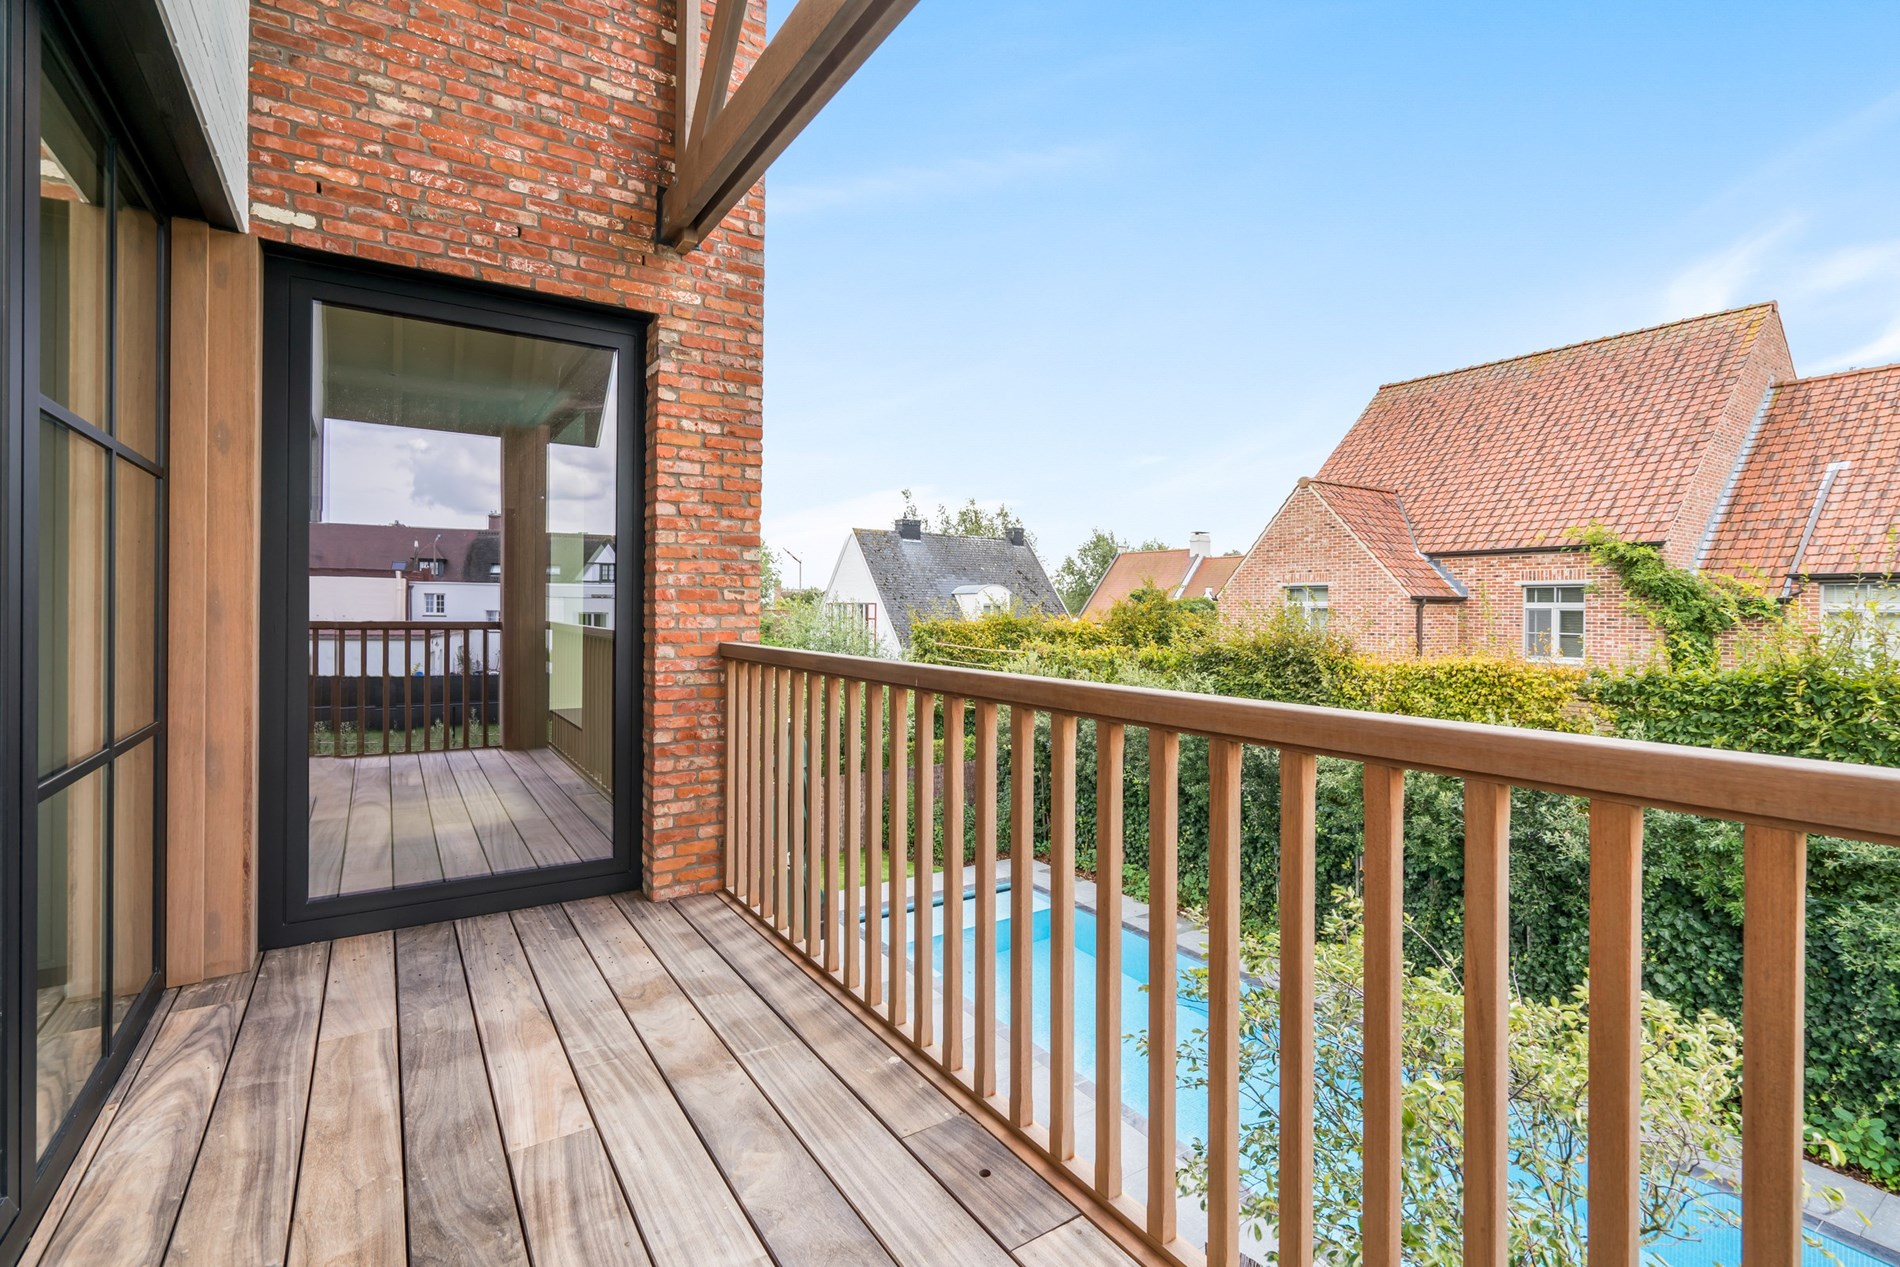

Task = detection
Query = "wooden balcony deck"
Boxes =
[20,892,1140,1267]
[308,748,614,898]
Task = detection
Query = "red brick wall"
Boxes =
[1220,485,1421,655]
[249,0,766,898]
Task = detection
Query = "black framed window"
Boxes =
[21,14,166,1198]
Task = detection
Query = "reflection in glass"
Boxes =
[39,420,107,775]
[115,462,159,738]
[306,304,618,900]
[38,51,107,422]
[113,741,157,1032]
[114,165,162,457]
[37,770,104,1158]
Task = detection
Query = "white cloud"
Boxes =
[1659,217,1801,318]
[1812,318,1900,375]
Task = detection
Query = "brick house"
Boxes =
[1219,303,1900,663]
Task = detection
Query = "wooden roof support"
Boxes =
[662,0,919,250]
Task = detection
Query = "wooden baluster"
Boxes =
[1463,779,1511,1267]
[753,664,770,912]
[461,629,472,749]
[726,662,743,894]
[790,671,810,947]
[331,630,343,758]
[973,700,999,1098]
[1094,720,1125,1197]
[824,675,844,974]
[379,629,389,754]
[1588,798,1643,1267]
[806,672,825,956]
[914,691,936,1050]
[776,667,794,935]
[403,625,413,752]
[478,628,490,747]
[865,684,886,1009]
[942,695,966,1073]
[763,667,782,924]
[355,632,366,755]
[1280,749,1318,1266]
[1362,763,1405,1267]
[1206,737,1243,1267]
[1009,705,1036,1130]
[1743,824,1806,1265]
[1049,713,1078,1161]
[889,687,910,1028]
[1147,728,1180,1246]
[844,678,865,988]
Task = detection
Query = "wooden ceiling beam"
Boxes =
[662,0,919,250]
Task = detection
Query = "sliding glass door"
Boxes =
[260,255,642,945]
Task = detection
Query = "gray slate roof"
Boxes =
[854,529,1066,647]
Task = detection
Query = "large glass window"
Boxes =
[305,303,619,901]
[31,34,167,1163]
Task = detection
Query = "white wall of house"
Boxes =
[407,579,502,623]
[822,536,900,656]
[309,574,404,621]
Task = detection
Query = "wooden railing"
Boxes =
[308,621,501,756]
[717,642,1900,1267]
[549,624,614,790]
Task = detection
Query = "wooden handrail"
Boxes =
[716,642,1899,1267]
[719,642,1900,844]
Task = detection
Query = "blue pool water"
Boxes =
[915,888,1889,1267]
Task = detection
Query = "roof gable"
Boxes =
[1317,304,1787,554]
[853,528,1066,645]
[1306,481,1464,599]
[1701,364,1900,580]
[1081,549,1191,615]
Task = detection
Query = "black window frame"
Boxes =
[259,247,645,947]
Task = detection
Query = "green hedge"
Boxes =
[912,590,1900,1183]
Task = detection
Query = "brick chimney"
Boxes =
[895,516,923,540]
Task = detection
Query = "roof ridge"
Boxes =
[1775,360,1900,389]
[1375,301,1779,392]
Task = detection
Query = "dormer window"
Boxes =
[953,583,1012,618]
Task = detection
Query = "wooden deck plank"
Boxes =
[286,933,404,1267]
[38,964,258,1264]
[678,894,955,1137]
[446,752,538,875]
[473,750,583,870]
[563,897,894,1267]
[510,904,769,1267]
[388,755,443,888]
[456,913,649,1267]
[339,757,394,897]
[307,760,353,899]
[19,990,178,1267]
[394,923,529,1267]
[903,1114,1079,1251]
[1011,1216,1142,1267]
[498,748,612,861]
[166,943,330,1266]
[418,752,492,881]
[618,895,1015,1267]
[526,747,613,836]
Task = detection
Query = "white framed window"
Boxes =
[1285,584,1329,630]
[1524,584,1586,661]
[578,611,607,628]
[1821,581,1900,645]
[422,592,446,616]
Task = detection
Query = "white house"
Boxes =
[821,517,1066,656]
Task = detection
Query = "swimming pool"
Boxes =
[914,886,1890,1266]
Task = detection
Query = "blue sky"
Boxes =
[758,1,1900,589]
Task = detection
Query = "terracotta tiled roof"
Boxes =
[1081,549,1191,616]
[1317,304,1785,553]
[1307,480,1464,599]
[1701,364,1900,580]
[1081,549,1240,616]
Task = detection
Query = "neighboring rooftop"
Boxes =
[308,521,496,580]
[1081,544,1241,617]
[1700,363,1900,582]
[1317,303,1791,554]
[852,525,1065,646]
